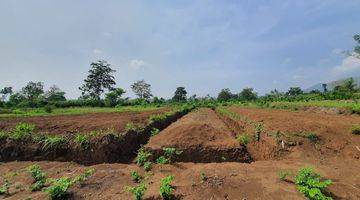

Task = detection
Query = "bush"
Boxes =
[27,164,47,191]
[236,134,250,146]
[136,147,152,167]
[159,175,175,200]
[295,167,332,200]
[126,182,147,200]
[143,162,152,172]
[0,179,9,195]
[131,171,143,183]
[351,125,360,135]
[44,105,54,113]
[11,122,35,140]
[74,134,90,150]
[45,177,73,200]
[150,128,160,136]
[307,133,319,143]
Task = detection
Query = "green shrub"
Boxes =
[136,147,152,167]
[351,125,360,135]
[278,170,291,181]
[200,171,207,182]
[150,128,160,136]
[72,168,95,186]
[45,177,73,200]
[149,114,168,124]
[44,105,54,113]
[74,134,90,150]
[156,147,182,164]
[254,123,264,141]
[159,175,175,200]
[307,133,319,143]
[143,162,152,172]
[236,134,250,146]
[131,171,143,183]
[125,122,145,132]
[27,164,47,191]
[42,136,67,150]
[0,179,9,195]
[126,182,147,200]
[295,167,332,200]
[11,122,35,140]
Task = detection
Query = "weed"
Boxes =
[236,134,250,146]
[125,122,144,132]
[11,122,35,140]
[295,167,332,200]
[45,177,72,200]
[157,147,182,164]
[149,113,168,124]
[74,134,90,150]
[307,133,319,143]
[131,171,143,183]
[143,162,152,172]
[27,164,47,191]
[0,179,9,195]
[73,168,95,186]
[278,170,291,181]
[254,122,264,141]
[150,128,160,136]
[159,175,175,200]
[200,171,207,182]
[126,182,147,200]
[136,147,152,167]
[351,125,360,135]
[42,136,67,150]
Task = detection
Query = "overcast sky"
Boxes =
[1,0,360,99]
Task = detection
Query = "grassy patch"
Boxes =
[10,123,35,140]
[351,125,360,135]
[42,135,67,150]
[156,147,182,164]
[236,134,250,146]
[74,134,90,150]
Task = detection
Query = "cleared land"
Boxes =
[0,106,360,199]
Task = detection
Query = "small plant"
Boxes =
[351,125,360,135]
[136,147,152,167]
[125,122,144,132]
[149,114,167,123]
[11,122,35,140]
[45,177,73,200]
[156,156,169,164]
[159,175,175,200]
[307,133,319,143]
[74,134,90,150]
[143,162,152,172]
[161,147,182,164]
[73,168,95,186]
[278,170,291,181]
[42,136,67,150]
[295,167,332,200]
[27,164,47,191]
[254,122,264,141]
[126,182,147,200]
[236,134,250,146]
[131,171,143,183]
[200,170,207,182]
[0,179,9,195]
[150,128,160,136]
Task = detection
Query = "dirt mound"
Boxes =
[146,108,252,163]
[0,109,168,135]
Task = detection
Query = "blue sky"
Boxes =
[1,0,360,99]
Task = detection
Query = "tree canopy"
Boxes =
[131,80,152,100]
[172,87,187,102]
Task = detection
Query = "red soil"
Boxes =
[0,109,168,135]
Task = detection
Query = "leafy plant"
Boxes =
[295,167,332,200]
[42,136,67,150]
[72,168,95,186]
[156,156,169,164]
[126,182,147,200]
[254,122,264,141]
[278,170,291,181]
[159,175,175,200]
[150,128,160,136]
[131,171,143,183]
[236,134,250,146]
[0,179,9,195]
[45,177,73,200]
[74,134,90,150]
[143,162,152,172]
[125,122,144,132]
[136,147,152,167]
[27,164,47,191]
[200,171,207,182]
[351,125,360,135]
[307,133,319,143]
[11,122,35,140]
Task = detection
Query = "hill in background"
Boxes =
[305,77,360,92]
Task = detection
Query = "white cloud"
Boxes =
[92,49,103,54]
[332,56,360,74]
[129,59,146,70]
[331,48,343,55]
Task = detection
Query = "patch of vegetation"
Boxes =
[0,131,8,140]
[278,170,291,181]
[131,171,143,183]
[74,134,90,150]
[236,134,250,146]
[351,125,360,135]
[254,122,264,141]
[143,162,152,172]
[200,170,207,182]
[42,135,67,150]
[125,122,145,132]
[307,133,319,143]
[159,175,175,200]
[136,147,152,167]
[150,128,160,136]
[27,164,47,191]
[0,179,9,195]
[156,147,182,164]
[126,182,147,200]
[10,122,35,140]
[295,167,332,200]
[72,168,95,186]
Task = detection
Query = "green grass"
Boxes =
[351,125,360,135]
[0,105,167,118]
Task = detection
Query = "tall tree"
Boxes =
[286,87,303,96]
[79,60,116,99]
[217,88,233,101]
[172,87,187,102]
[239,88,257,101]
[0,87,13,101]
[354,34,360,57]
[104,88,126,107]
[44,85,66,102]
[21,81,44,101]
[131,80,152,100]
